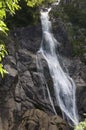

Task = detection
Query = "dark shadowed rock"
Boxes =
[17,109,70,130]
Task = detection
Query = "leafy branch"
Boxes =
[0,0,20,77]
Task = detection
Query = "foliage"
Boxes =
[25,0,55,7]
[6,0,40,27]
[0,44,8,77]
[6,0,56,28]
[63,3,86,28]
[0,0,20,77]
[62,1,86,57]
[74,119,86,130]
[52,0,86,59]
[25,0,43,7]
[0,0,20,30]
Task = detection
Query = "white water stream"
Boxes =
[36,1,79,126]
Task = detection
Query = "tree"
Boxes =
[0,0,20,77]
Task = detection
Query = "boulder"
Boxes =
[18,109,70,130]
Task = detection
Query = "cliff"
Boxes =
[0,0,86,130]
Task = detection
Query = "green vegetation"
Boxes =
[6,0,55,27]
[0,44,8,77]
[53,0,86,59]
[0,0,20,77]
[25,0,43,7]
[63,1,86,57]
[6,0,41,27]
[74,119,86,130]
[63,1,86,28]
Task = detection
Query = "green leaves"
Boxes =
[26,0,43,7]
[5,0,21,14]
[0,64,8,78]
[25,0,55,7]
[0,44,8,60]
[74,119,86,130]
[0,20,8,34]
[0,0,21,77]
[0,44,8,77]
[0,9,6,19]
[0,0,21,36]
[26,0,36,7]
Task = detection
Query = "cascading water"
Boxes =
[36,1,79,126]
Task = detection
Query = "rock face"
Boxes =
[0,24,86,130]
[18,109,70,130]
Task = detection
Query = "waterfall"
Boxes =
[36,2,79,126]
